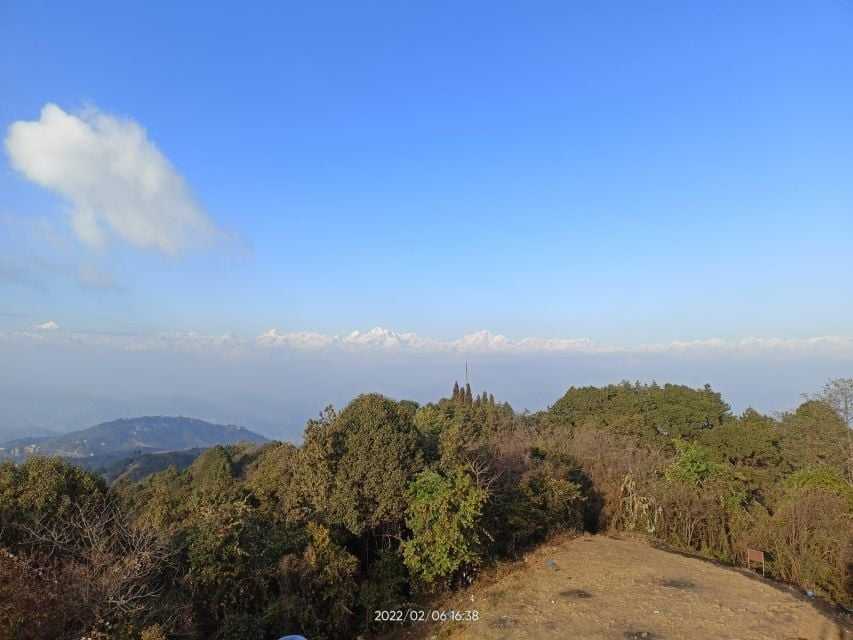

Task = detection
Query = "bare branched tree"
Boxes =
[814,378,853,483]
[817,378,853,428]
[15,499,178,633]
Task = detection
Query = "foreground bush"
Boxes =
[0,549,69,640]
[402,467,487,585]
[749,486,852,606]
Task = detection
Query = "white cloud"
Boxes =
[257,327,600,353]
[1,328,247,353]
[341,327,438,350]
[633,335,853,355]
[258,327,441,351]
[2,325,852,358]
[257,329,336,350]
[254,327,853,357]
[5,104,218,254]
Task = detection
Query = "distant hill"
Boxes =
[97,448,207,484]
[0,416,268,462]
[0,427,57,445]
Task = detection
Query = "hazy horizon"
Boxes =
[2,2,851,443]
[1,324,850,442]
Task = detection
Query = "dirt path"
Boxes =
[393,535,849,640]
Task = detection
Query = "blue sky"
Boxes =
[1,2,852,435]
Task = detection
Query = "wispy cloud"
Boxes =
[76,263,123,291]
[5,104,219,254]
[0,260,46,291]
[0,254,124,293]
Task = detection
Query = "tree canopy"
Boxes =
[2,379,851,640]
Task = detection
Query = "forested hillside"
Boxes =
[100,449,208,484]
[0,416,267,462]
[1,380,851,640]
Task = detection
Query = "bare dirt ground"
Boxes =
[386,534,851,640]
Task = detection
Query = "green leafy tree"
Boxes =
[752,479,853,606]
[0,456,108,549]
[185,498,286,634]
[700,409,780,466]
[484,449,586,554]
[413,403,447,462]
[779,400,848,473]
[665,440,724,487]
[275,522,359,640]
[126,466,190,533]
[699,409,782,491]
[814,378,853,482]
[188,446,238,502]
[815,378,853,427]
[244,442,303,524]
[297,395,423,536]
[784,465,853,508]
[549,382,730,443]
[358,549,409,630]
[402,467,486,584]
[438,407,484,469]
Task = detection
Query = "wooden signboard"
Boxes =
[746,548,765,576]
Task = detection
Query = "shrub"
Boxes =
[484,447,586,555]
[0,457,108,550]
[139,626,167,640]
[560,424,665,530]
[605,439,750,562]
[274,522,360,640]
[664,440,723,487]
[402,467,486,585]
[358,549,409,631]
[653,477,747,561]
[750,487,852,606]
[784,465,853,508]
[185,498,285,632]
[214,614,265,640]
[0,549,70,640]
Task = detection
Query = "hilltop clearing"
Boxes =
[390,535,849,640]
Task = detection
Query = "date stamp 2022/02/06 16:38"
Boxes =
[374,609,480,624]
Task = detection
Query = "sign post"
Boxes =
[746,548,765,576]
